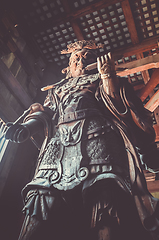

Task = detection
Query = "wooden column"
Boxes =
[121,0,139,44]
[0,58,33,109]
[121,0,150,83]
[61,0,84,41]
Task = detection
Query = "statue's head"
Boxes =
[61,40,103,78]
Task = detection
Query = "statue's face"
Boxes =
[69,49,96,78]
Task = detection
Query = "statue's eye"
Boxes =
[75,54,80,60]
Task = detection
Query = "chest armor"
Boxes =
[31,74,129,191]
[32,116,129,191]
[54,73,100,100]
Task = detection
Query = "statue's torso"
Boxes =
[31,74,130,191]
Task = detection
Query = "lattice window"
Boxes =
[143,46,159,56]
[34,22,77,65]
[130,0,159,40]
[70,0,99,11]
[77,2,132,53]
[20,0,159,69]
[23,0,65,26]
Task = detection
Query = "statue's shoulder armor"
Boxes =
[54,73,100,94]
[76,73,100,85]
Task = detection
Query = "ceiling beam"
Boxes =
[144,89,159,112]
[71,20,84,41]
[61,0,84,41]
[137,53,150,84]
[121,0,139,45]
[86,53,159,76]
[153,124,159,142]
[116,54,159,76]
[26,0,124,34]
[114,36,159,58]
[1,14,44,82]
[71,0,122,19]
[138,68,159,102]
[121,0,150,83]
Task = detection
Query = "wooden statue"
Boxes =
[4,40,159,240]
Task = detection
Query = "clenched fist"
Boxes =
[97,52,115,76]
[29,103,44,114]
[5,123,30,143]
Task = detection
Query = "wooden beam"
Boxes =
[2,11,47,65]
[0,58,33,109]
[136,53,150,84]
[60,0,71,13]
[114,36,159,59]
[116,54,159,77]
[121,0,150,84]
[2,15,35,77]
[138,68,159,102]
[121,0,139,44]
[133,83,145,91]
[114,36,159,64]
[147,180,159,193]
[87,54,159,76]
[61,0,84,41]
[153,125,159,142]
[71,20,84,41]
[144,89,159,112]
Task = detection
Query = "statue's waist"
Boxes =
[58,108,102,125]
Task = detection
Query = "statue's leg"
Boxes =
[83,179,121,240]
[18,188,61,240]
[18,215,40,240]
[89,208,120,240]
[83,179,153,240]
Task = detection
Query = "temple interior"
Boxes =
[0,0,159,239]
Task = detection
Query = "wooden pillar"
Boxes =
[138,68,159,102]
[0,58,33,109]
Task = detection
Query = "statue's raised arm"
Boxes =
[97,52,119,99]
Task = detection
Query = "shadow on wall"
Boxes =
[35,62,63,104]
[0,139,39,240]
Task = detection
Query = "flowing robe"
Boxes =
[22,73,159,237]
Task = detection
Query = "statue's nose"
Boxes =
[78,57,85,66]
[79,57,83,63]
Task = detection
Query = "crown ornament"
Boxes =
[61,40,104,54]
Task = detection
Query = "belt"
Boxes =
[58,109,102,125]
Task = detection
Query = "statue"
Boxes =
[4,40,159,240]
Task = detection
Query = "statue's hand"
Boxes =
[29,103,44,114]
[5,123,30,143]
[97,52,115,76]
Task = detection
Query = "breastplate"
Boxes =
[53,142,89,190]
